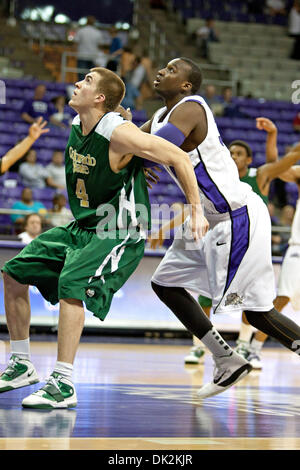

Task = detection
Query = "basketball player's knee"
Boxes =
[3,271,27,291]
[244,309,275,328]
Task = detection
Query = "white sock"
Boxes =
[10,338,30,360]
[250,338,264,353]
[201,327,233,357]
[53,361,73,380]
[237,321,253,343]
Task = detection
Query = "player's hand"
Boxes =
[28,117,49,141]
[116,105,132,121]
[143,166,162,189]
[190,207,209,240]
[256,117,277,134]
[148,228,166,249]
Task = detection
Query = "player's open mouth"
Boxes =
[154,79,160,86]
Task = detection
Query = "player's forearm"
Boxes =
[268,149,300,180]
[1,136,35,173]
[265,130,278,162]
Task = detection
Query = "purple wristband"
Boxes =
[155,122,186,147]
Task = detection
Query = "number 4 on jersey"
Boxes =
[76,178,89,208]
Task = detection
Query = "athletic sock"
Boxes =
[10,338,30,361]
[53,361,73,380]
[201,327,233,358]
[237,321,253,344]
[250,338,264,353]
[151,283,234,357]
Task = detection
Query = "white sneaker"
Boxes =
[247,350,262,370]
[22,372,77,409]
[197,351,252,399]
[184,346,205,364]
[0,355,39,393]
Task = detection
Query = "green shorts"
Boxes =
[198,294,212,308]
[2,221,145,321]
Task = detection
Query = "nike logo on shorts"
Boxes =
[216,241,226,246]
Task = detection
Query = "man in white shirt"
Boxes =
[18,213,42,245]
[46,150,66,190]
[74,16,104,79]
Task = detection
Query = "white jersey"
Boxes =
[289,197,300,245]
[151,95,252,215]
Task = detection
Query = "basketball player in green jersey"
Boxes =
[0,67,208,409]
[149,117,300,366]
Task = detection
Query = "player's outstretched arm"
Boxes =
[1,117,49,174]
[256,117,278,162]
[278,165,300,184]
[257,143,300,189]
[110,121,209,240]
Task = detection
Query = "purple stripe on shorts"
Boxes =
[224,205,250,293]
[194,160,230,213]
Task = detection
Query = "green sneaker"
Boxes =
[235,340,250,360]
[0,355,39,393]
[184,346,205,364]
[22,372,77,409]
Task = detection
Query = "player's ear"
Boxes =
[95,93,105,105]
[182,81,192,92]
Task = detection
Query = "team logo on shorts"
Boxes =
[86,289,95,298]
[225,293,244,306]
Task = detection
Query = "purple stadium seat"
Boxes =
[32,187,55,201]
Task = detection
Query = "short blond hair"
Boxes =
[91,67,125,112]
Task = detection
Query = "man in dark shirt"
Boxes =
[21,85,50,124]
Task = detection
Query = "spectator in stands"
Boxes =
[18,149,47,189]
[74,16,103,80]
[289,1,300,60]
[21,85,50,124]
[49,96,74,129]
[11,187,46,226]
[120,47,136,80]
[293,112,300,131]
[18,213,43,245]
[202,85,223,116]
[106,26,123,72]
[195,18,219,59]
[0,118,48,175]
[123,56,148,109]
[266,0,287,16]
[220,87,246,118]
[94,44,110,68]
[45,150,66,190]
[48,193,73,227]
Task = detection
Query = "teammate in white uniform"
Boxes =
[249,164,300,361]
[141,58,300,398]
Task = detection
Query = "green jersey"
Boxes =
[240,167,268,205]
[65,112,150,232]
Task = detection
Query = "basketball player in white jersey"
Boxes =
[140,57,300,398]
[248,162,300,361]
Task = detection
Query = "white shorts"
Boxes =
[277,245,300,310]
[152,192,276,314]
